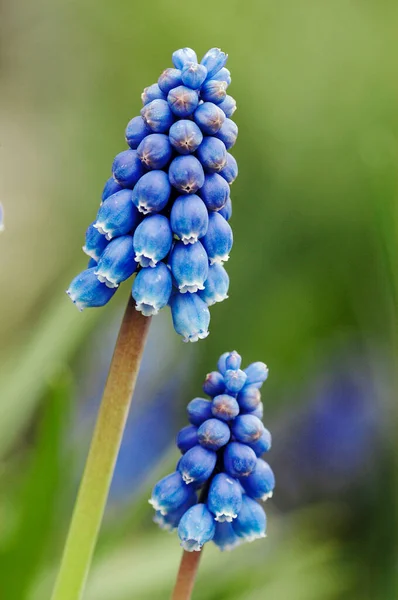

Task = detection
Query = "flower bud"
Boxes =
[141,99,174,133]
[199,173,229,211]
[237,386,261,413]
[224,442,257,478]
[158,68,183,94]
[141,83,166,105]
[194,102,225,134]
[213,521,241,551]
[178,445,217,485]
[198,263,229,306]
[149,471,194,515]
[67,268,117,311]
[167,85,199,117]
[178,503,215,551]
[176,425,199,454]
[131,170,171,215]
[218,196,232,221]
[169,155,205,194]
[169,240,209,293]
[172,47,198,70]
[95,235,137,288]
[95,189,140,240]
[240,459,275,501]
[181,62,207,89]
[169,120,203,155]
[201,80,227,104]
[232,495,267,542]
[197,137,227,173]
[203,371,225,396]
[83,222,109,261]
[187,397,213,426]
[153,493,197,531]
[231,414,265,444]
[170,291,210,342]
[210,67,231,85]
[225,351,241,371]
[215,118,238,150]
[112,150,145,187]
[247,428,272,457]
[207,473,242,522]
[202,212,233,265]
[125,116,151,148]
[244,362,269,388]
[220,153,238,184]
[224,369,247,393]
[217,352,229,375]
[211,394,239,421]
[133,214,172,267]
[132,262,172,316]
[197,418,230,450]
[201,48,228,79]
[170,194,208,244]
[101,177,123,203]
[218,95,237,118]
[137,133,172,170]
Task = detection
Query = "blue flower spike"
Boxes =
[67,47,238,342]
[150,351,275,551]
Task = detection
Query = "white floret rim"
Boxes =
[135,301,160,317]
[95,270,119,289]
[180,539,203,552]
[181,471,195,485]
[179,282,205,294]
[183,329,209,343]
[135,252,158,268]
[209,254,229,266]
[82,245,99,261]
[215,510,237,523]
[93,221,114,241]
[66,289,85,312]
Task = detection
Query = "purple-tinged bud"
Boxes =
[203,371,225,397]
[231,414,265,444]
[169,240,208,293]
[220,153,238,184]
[218,95,237,118]
[169,120,203,155]
[66,268,117,311]
[194,102,225,135]
[201,48,228,79]
[207,473,242,522]
[132,262,172,316]
[224,442,257,478]
[247,429,272,457]
[101,177,123,203]
[224,369,247,394]
[95,235,137,288]
[213,521,241,551]
[149,471,194,515]
[210,67,231,85]
[169,155,205,194]
[237,386,261,413]
[198,263,229,306]
[218,196,232,221]
[167,86,199,118]
[172,47,198,70]
[217,352,229,375]
[178,503,215,551]
[178,445,217,485]
[141,99,174,133]
[137,133,172,170]
[244,362,269,388]
[215,119,238,150]
[83,222,109,261]
[201,80,227,104]
[199,173,229,211]
[131,170,171,215]
[225,351,241,371]
[202,212,233,265]
[197,137,227,173]
[158,68,183,94]
[94,189,140,240]
[170,292,210,342]
[170,194,208,244]
[187,397,213,426]
[112,150,145,187]
[141,83,166,105]
[125,116,151,149]
[181,62,207,89]
[240,459,275,501]
[232,495,267,542]
[153,493,197,531]
[249,402,264,420]
[197,418,230,450]
[212,394,239,421]
[176,425,199,454]
[133,214,172,267]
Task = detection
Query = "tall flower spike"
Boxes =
[150,351,275,552]
[66,47,238,341]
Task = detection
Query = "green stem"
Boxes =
[51,299,151,600]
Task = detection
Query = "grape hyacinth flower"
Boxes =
[149,351,274,552]
[66,47,238,342]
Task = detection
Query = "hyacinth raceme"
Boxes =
[66,47,238,342]
[149,351,275,552]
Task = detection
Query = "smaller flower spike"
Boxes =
[150,350,275,552]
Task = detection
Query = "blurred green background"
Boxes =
[1,0,398,598]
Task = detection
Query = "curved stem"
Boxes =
[171,549,203,600]
[51,299,151,600]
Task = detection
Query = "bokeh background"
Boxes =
[1,1,398,598]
